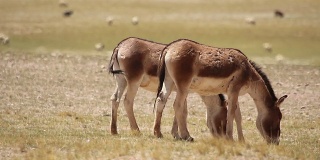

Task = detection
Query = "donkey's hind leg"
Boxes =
[124,80,141,133]
[170,101,187,140]
[173,89,193,141]
[154,77,174,138]
[110,74,127,135]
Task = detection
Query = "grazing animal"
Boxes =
[95,43,104,51]
[154,39,287,144]
[59,0,68,7]
[108,37,227,138]
[106,16,114,26]
[0,33,9,45]
[263,43,272,52]
[274,10,284,18]
[131,16,139,25]
[245,17,256,25]
[63,10,73,17]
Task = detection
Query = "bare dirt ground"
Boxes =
[0,52,319,159]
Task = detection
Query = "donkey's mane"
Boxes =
[249,60,277,101]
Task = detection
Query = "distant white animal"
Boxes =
[275,54,284,62]
[106,16,114,26]
[263,43,272,52]
[0,33,9,45]
[95,43,104,51]
[131,16,139,25]
[245,17,256,25]
[59,0,68,7]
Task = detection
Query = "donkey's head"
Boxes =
[215,99,228,136]
[204,94,227,137]
[256,95,287,145]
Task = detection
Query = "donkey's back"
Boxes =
[109,37,166,134]
[113,37,166,91]
[164,39,251,95]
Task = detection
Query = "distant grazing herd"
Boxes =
[1,0,285,55]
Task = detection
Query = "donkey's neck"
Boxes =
[248,79,275,113]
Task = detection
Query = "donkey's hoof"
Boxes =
[186,136,194,142]
[173,135,181,141]
[226,137,235,142]
[154,131,163,138]
[171,132,180,140]
[180,136,194,142]
[239,137,245,143]
[111,129,118,135]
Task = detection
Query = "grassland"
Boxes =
[0,0,320,159]
[0,0,320,64]
[0,53,319,159]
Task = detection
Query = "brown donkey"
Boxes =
[154,39,287,144]
[108,37,227,137]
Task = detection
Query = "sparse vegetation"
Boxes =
[0,0,319,159]
[0,53,319,159]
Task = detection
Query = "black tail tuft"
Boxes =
[110,70,124,74]
[108,47,124,75]
[153,48,168,111]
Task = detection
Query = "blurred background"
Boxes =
[0,0,319,65]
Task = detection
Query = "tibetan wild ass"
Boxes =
[274,10,284,18]
[154,39,287,144]
[108,37,227,138]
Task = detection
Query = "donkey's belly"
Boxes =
[190,77,229,96]
[140,75,159,92]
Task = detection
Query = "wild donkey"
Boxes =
[108,37,227,138]
[154,39,287,144]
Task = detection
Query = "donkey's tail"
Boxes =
[108,47,124,75]
[153,48,168,110]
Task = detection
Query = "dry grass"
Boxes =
[0,52,319,159]
[0,0,319,159]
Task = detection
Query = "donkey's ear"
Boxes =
[276,95,288,107]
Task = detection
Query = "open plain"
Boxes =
[0,52,319,159]
[0,0,320,159]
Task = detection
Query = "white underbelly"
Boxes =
[140,75,159,92]
[189,77,229,96]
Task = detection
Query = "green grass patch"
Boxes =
[0,0,320,64]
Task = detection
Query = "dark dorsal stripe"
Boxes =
[120,37,166,46]
[249,60,277,101]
